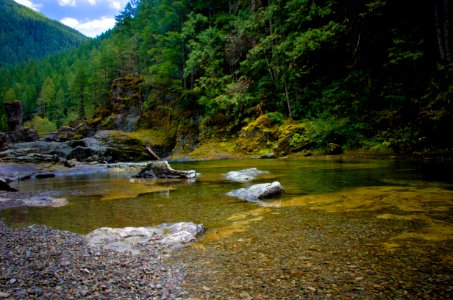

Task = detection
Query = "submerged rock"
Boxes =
[22,196,68,207]
[85,222,205,254]
[227,181,284,201]
[133,161,197,179]
[225,168,269,182]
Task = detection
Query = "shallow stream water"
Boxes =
[2,158,453,298]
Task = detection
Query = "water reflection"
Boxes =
[1,159,452,239]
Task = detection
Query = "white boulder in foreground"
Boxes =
[225,168,269,182]
[85,222,205,254]
[227,181,284,201]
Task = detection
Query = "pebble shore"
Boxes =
[0,197,188,299]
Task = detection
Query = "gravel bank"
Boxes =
[0,221,188,299]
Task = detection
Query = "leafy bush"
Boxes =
[304,114,369,150]
[266,112,284,125]
[289,133,304,148]
[24,115,57,137]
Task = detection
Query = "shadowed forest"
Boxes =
[1,0,452,156]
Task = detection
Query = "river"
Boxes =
[1,158,453,298]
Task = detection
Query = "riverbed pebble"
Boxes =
[0,221,188,299]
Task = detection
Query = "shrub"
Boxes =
[24,115,57,137]
[266,112,284,125]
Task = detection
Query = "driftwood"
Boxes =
[146,145,161,160]
[132,161,196,179]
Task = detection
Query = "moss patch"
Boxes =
[235,115,308,156]
[185,140,239,160]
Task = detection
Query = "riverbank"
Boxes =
[0,165,198,299]
[0,220,188,299]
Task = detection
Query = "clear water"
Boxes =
[3,158,453,297]
[1,158,452,235]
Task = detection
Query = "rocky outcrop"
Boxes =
[0,132,10,151]
[227,181,284,202]
[3,100,39,143]
[225,168,269,182]
[0,130,164,163]
[133,161,197,179]
[44,123,96,142]
[4,100,23,131]
[85,222,205,254]
[235,115,308,157]
[93,74,144,132]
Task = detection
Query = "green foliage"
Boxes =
[24,115,56,137]
[1,0,452,154]
[266,112,284,125]
[303,114,368,150]
[289,133,304,148]
[0,0,88,67]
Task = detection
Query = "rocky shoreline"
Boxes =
[0,193,196,299]
[0,221,188,299]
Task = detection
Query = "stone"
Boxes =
[226,181,284,201]
[225,168,269,182]
[0,178,17,192]
[4,100,23,131]
[4,100,39,143]
[67,146,98,162]
[325,143,343,155]
[133,161,197,179]
[85,222,204,253]
[0,132,10,151]
[22,196,68,207]
[35,173,56,179]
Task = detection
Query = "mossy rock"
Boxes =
[273,123,311,155]
[235,115,278,154]
[95,130,175,161]
[235,115,313,156]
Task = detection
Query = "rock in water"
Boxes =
[225,168,269,182]
[133,161,197,179]
[22,196,68,207]
[85,222,205,253]
[227,181,284,201]
[0,178,17,192]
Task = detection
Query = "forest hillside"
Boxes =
[0,0,88,67]
[1,0,452,157]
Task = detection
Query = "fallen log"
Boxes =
[132,161,196,179]
[146,145,161,160]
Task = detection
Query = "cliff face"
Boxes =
[3,100,38,144]
[94,74,144,132]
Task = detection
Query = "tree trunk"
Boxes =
[444,0,451,62]
[284,83,292,119]
[434,0,452,63]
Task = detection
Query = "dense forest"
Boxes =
[1,0,452,155]
[0,0,88,67]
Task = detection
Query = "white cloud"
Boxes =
[87,0,97,5]
[14,0,42,11]
[61,16,116,38]
[107,0,128,11]
[58,0,77,7]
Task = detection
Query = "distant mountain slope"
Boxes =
[0,0,89,67]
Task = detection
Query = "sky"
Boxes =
[14,0,129,38]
